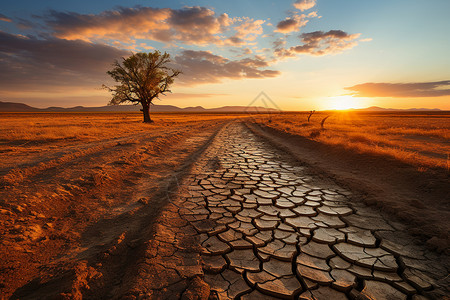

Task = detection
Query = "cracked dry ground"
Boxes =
[130,122,449,300]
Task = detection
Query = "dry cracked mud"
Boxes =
[139,122,449,299]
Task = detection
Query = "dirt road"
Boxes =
[2,121,449,299]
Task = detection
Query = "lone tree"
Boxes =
[104,51,181,123]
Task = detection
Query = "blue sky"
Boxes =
[1,0,449,109]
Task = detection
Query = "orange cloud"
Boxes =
[275,30,361,57]
[0,13,12,22]
[275,15,308,33]
[173,50,280,85]
[293,0,316,11]
[345,81,450,97]
[45,6,234,46]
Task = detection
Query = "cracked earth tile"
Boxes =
[287,196,305,205]
[257,251,272,262]
[360,280,407,300]
[228,221,258,236]
[293,206,317,217]
[372,269,403,282]
[230,194,245,202]
[278,209,296,218]
[299,286,348,300]
[274,198,296,209]
[330,269,356,292]
[226,206,242,214]
[303,200,321,207]
[296,253,330,271]
[254,231,273,243]
[333,243,398,272]
[254,189,278,199]
[204,273,229,299]
[256,198,274,205]
[222,269,253,298]
[257,205,279,216]
[340,227,377,247]
[219,199,242,207]
[282,233,299,245]
[257,275,303,299]
[239,208,264,218]
[191,219,218,234]
[236,214,253,223]
[329,256,351,270]
[277,223,296,233]
[312,214,345,228]
[202,255,227,273]
[260,214,280,221]
[245,235,266,247]
[259,239,297,261]
[230,239,253,250]
[208,194,228,202]
[243,202,258,209]
[201,236,231,255]
[263,258,293,277]
[246,270,276,287]
[297,264,334,284]
[300,241,335,259]
[305,195,321,201]
[285,216,318,230]
[227,249,260,272]
[312,227,345,244]
[347,264,373,279]
[392,281,417,295]
[218,229,242,243]
[206,269,252,299]
[255,218,279,230]
[317,205,353,216]
[403,268,434,291]
[278,187,294,196]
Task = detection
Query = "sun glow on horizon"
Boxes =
[325,95,366,110]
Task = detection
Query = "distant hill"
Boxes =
[0,101,279,113]
[353,106,442,112]
[0,101,40,112]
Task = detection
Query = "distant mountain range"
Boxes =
[349,106,442,112]
[0,101,279,113]
[0,101,444,112]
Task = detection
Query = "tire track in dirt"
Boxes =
[0,119,230,299]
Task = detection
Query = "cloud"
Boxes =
[293,0,316,11]
[173,50,280,85]
[0,31,127,91]
[0,13,12,22]
[345,81,450,98]
[275,30,361,57]
[275,15,308,33]
[44,6,233,46]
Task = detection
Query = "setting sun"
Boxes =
[326,96,364,110]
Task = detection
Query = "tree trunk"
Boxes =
[141,103,153,123]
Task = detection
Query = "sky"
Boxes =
[1,0,449,110]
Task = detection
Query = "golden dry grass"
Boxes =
[0,112,243,143]
[252,111,450,170]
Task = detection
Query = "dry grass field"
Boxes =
[251,111,450,170]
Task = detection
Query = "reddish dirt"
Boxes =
[0,118,228,299]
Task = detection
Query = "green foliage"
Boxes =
[104,51,181,108]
